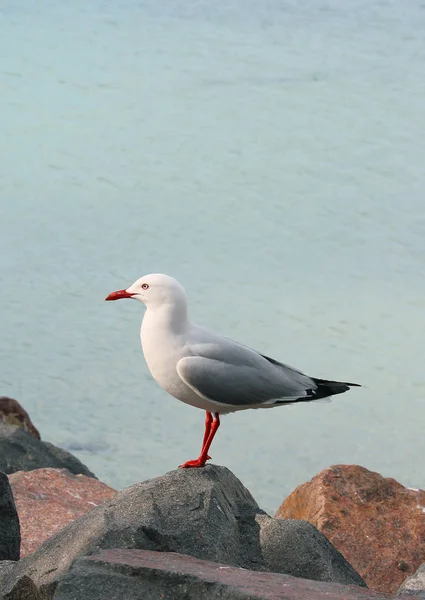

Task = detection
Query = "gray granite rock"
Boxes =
[398,563,425,597]
[0,424,95,478]
[0,465,365,599]
[0,574,42,600]
[0,561,16,582]
[0,472,20,561]
[53,549,383,600]
[257,515,366,586]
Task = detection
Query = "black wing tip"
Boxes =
[339,382,361,389]
[311,378,361,400]
[313,378,361,388]
[273,379,361,408]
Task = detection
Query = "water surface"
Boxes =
[1,0,425,511]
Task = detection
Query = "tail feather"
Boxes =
[274,377,361,406]
[312,378,361,400]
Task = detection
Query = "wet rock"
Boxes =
[0,465,364,599]
[0,424,95,478]
[398,563,425,597]
[275,464,425,594]
[9,468,117,557]
[0,472,20,561]
[0,397,40,440]
[53,548,385,600]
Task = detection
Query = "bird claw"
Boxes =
[179,455,211,469]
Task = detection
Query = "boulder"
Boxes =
[0,424,95,478]
[0,472,20,561]
[257,515,365,585]
[53,549,383,600]
[0,397,40,440]
[398,563,425,597]
[275,465,425,594]
[0,465,364,599]
[0,561,16,580]
[0,575,41,600]
[9,468,117,557]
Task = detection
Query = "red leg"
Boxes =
[179,411,212,468]
[179,413,220,468]
[202,411,213,449]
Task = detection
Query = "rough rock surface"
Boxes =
[0,424,95,478]
[0,465,365,599]
[0,397,40,440]
[0,561,16,580]
[398,563,425,597]
[257,515,364,585]
[53,549,385,600]
[0,574,41,600]
[0,472,20,561]
[9,468,117,557]
[275,464,425,594]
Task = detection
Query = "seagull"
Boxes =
[105,274,360,468]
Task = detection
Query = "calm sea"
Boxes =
[1,0,425,512]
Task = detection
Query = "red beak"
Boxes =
[105,289,134,301]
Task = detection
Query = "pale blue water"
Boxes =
[1,0,425,512]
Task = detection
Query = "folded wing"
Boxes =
[176,340,318,408]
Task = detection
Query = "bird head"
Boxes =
[105,273,187,309]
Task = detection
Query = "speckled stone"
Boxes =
[275,465,425,594]
[54,548,390,600]
[398,563,425,597]
[0,472,20,561]
[1,465,364,597]
[0,397,40,439]
[0,424,97,478]
[8,468,116,557]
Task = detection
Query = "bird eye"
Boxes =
[141,283,149,290]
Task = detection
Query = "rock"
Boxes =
[257,515,365,586]
[1,575,42,600]
[8,468,117,557]
[53,548,385,600]
[275,465,425,594]
[398,563,425,597]
[0,424,95,478]
[0,561,16,581]
[0,397,40,440]
[0,472,20,561]
[0,465,364,599]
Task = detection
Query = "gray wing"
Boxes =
[176,339,317,408]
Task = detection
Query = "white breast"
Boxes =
[140,312,210,411]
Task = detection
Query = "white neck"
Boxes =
[142,300,189,336]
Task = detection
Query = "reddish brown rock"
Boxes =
[8,468,117,557]
[275,465,425,594]
[0,396,41,439]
